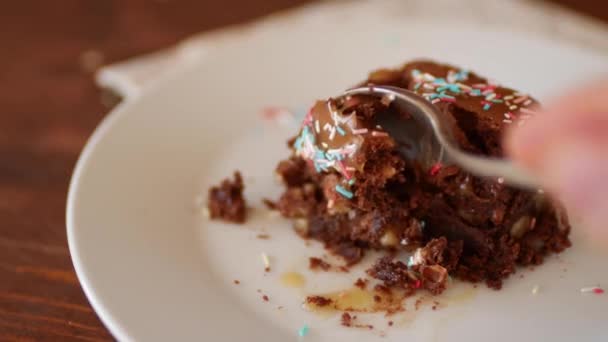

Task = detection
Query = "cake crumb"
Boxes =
[354,278,368,289]
[341,313,352,327]
[309,257,331,271]
[256,233,271,240]
[306,296,332,307]
[388,321,393,326]
[233,280,240,285]
[262,295,269,302]
[207,171,246,223]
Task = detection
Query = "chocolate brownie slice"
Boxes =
[274,60,571,290]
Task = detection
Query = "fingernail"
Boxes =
[542,145,607,214]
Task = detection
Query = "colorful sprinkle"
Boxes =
[483,103,491,111]
[581,286,604,294]
[352,128,368,135]
[298,324,310,337]
[261,252,270,272]
[335,185,354,199]
[371,131,389,137]
[429,163,442,176]
[519,107,538,115]
[336,126,346,136]
[532,285,540,295]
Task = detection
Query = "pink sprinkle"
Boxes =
[513,95,529,104]
[352,128,368,135]
[338,160,351,180]
[261,106,292,121]
[371,131,388,137]
[595,288,605,294]
[519,107,538,115]
[429,163,442,176]
[441,97,456,103]
[413,280,422,289]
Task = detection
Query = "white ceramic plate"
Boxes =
[68,12,608,342]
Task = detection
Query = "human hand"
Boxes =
[506,79,608,237]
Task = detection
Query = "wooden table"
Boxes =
[0,1,604,341]
[0,1,309,340]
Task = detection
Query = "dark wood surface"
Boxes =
[0,1,605,341]
[1,1,310,341]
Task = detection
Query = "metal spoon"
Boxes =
[341,85,539,189]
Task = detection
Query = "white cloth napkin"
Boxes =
[97,0,608,100]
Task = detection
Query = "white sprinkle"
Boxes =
[346,167,356,172]
[431,99,441,104]
[400,238,409,246]
[327,199,335,209]
[509,105,518,110]
[315,120,320,133]
[202,207,210,219]
[537,189,545,194]
[513,95,529,104]
[503,95,514,100]
[580,286,603,293]
[261,253,271,271]
[504,113,512,119]
[323,123,332,131]
[519,107,537,115]
[352,128,368,135]
[523,99,533,106]
[532,285,540,295]
[321,142,328,148]
[485,93,496,101]
[329,127,336,140]
[381,94,395,106]
[497,177,505,184]
[503,119,513,124]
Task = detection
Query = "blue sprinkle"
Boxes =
[428,93,439,100]
[483,103,491,111]
[335,185,353,199]
[407,256,415,267]
[436,86,448,92]
[448,84,461,93]
[470,89,482,96]
[414,82,422,91]
[439,92,455,100]
[293,136,303,150]
[456,70,469,81]
[412,69,421,77]
[433,77,446,85]
[298,324,310,337]
[492,99,503,103]
[336,126,346,136]
[348,178,356,186]
[314,163,321,173]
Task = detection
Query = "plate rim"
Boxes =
[66,24,608,341]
